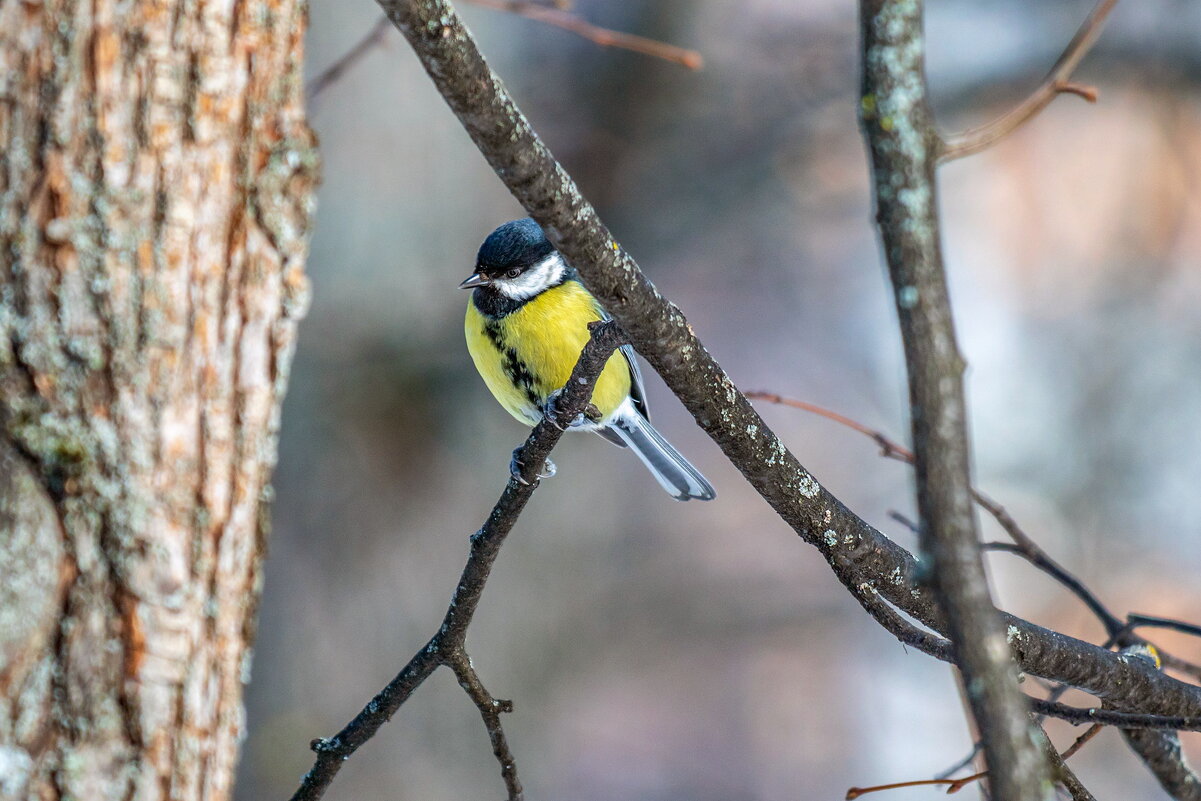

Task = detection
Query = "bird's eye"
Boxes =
[505,268,521,279]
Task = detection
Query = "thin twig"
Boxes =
[851,724,1097,801]
[936,741,983,780]
[756,392,1201,683]
[1125,614,1201,640]
[1061,724,1103,761]
[939,0,1118,161]
[751,395,1119,631]
[982,542,1122,636]
[289,322,628,801]
[752,390,1122,639]
[1028,698,1201,732]
[846,775,983,799]
[306,16,393,106]
[464,0,703,69]
[744,393,913,462]
[447,653,522,799]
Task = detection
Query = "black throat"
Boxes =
[471,267,578,319]
[471,286,529,318]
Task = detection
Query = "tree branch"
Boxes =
[289,321,628,801]
[1124,614,1201,641]
[375,0,1201,723]
[859,2,1050,797]
[939,0,1118,162]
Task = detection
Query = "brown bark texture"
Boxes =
[0,2,316,800]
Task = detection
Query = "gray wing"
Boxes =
[594,346,644,450]
[620,344,650,422]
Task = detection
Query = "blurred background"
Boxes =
[236,1,1201,798]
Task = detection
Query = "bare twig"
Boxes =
[939,0,1118,162]
[744,393,914,462]
[832,557,1200,738]
[757,392,1201,686]
[447,653,522,799]
[850,725,1096,801]
[935,741,983,780]
[845,774,984,798]
[983,542,1123,636]
[1125,614,1201,641]
[1061,724,1103,760]
[752,392,1128,636]
[289,321,628,801]
[465,0,703,69]
[306,16,393,105]
[1028,698,1201,732]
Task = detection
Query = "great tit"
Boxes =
[461,219,716,501]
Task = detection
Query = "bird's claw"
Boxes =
[510,447,556,485]
[543,390,583,431]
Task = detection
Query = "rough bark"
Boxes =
[0,2,316,800]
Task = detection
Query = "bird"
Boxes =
[460,218,715,501]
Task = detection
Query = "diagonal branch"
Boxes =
[289,321,628,801]
[939,0,1118,162]
[375,0,1201,722]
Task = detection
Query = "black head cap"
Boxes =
[476,218,555,277]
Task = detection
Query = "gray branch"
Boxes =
[858,1,1052,798]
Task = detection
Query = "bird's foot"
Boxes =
[543,390,585,430]
[510,447,556,485]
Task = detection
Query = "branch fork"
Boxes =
[290,321,627,801]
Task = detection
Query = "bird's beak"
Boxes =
[458,272,490,289]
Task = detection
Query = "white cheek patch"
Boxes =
[495,254,565,300]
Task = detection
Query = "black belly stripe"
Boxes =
[483,319,542,407]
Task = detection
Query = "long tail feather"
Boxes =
[603,408,715,501]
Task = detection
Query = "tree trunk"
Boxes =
[0,2,316,799]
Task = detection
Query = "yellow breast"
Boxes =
[465,281,632,426]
